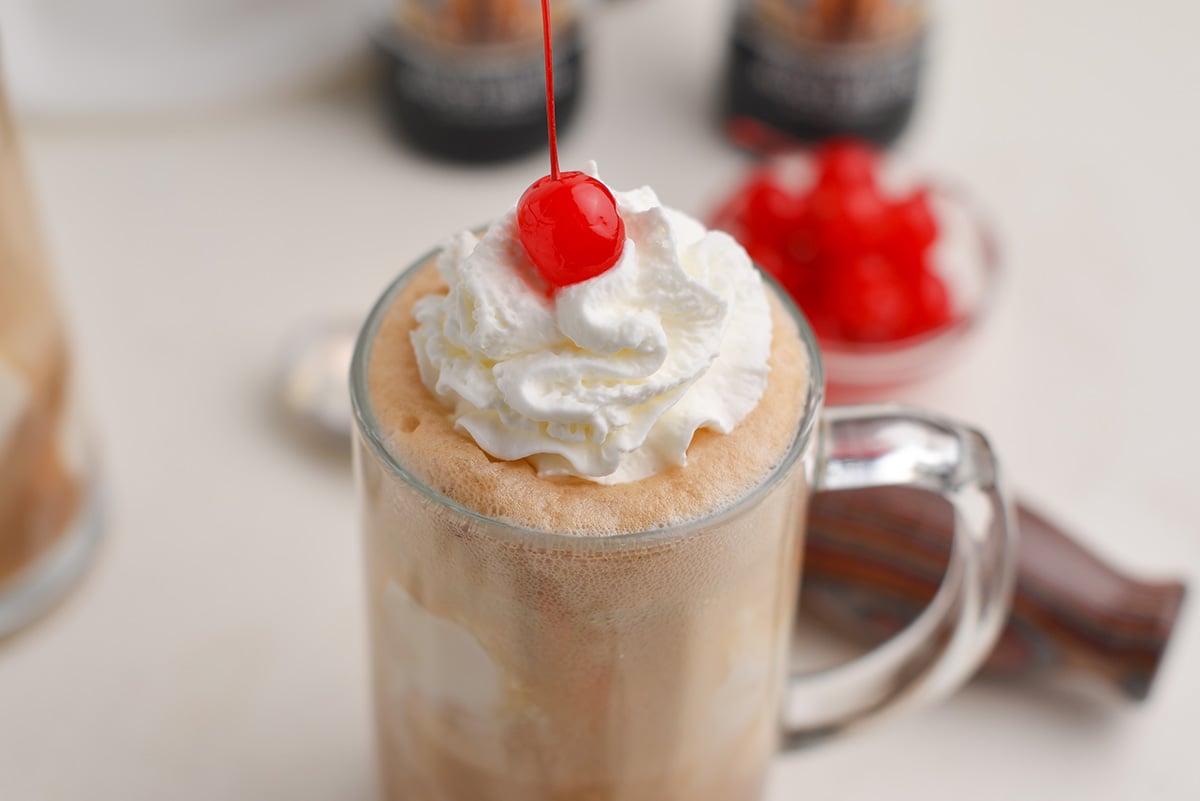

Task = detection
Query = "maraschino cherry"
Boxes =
[517,0,625,290]
[710,138,955,343]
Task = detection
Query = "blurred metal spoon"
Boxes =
[277,317,359,446]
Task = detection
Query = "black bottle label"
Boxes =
[374,0,585,161]
[726,1,927,146]
[376,26,580,129]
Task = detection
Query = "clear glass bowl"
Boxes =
[710,153,1001,403]
[820,185,1001,402]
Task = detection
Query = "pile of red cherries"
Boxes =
[711,140,955,344]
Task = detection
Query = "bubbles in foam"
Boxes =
[364,257,808,538]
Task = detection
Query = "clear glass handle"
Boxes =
[782,404,1018,747]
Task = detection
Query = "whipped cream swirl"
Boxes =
[410,178,773,484]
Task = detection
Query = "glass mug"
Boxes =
[0,75,102,638]
[351,245,1017,799]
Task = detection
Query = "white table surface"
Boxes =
[3,1,1198,798]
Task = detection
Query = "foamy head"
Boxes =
[356,254,815,537]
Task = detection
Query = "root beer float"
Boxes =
[351,3,1016,797]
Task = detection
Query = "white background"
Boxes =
[2,0,1198,798]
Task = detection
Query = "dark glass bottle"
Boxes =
[372,0,585,162]
[723,0,928,149]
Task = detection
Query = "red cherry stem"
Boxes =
[540,0,560,181]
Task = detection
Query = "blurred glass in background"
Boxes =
[0,71,101,637]
[371,0,589,162]
[724,0,929,149]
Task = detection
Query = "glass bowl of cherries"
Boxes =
[710,140,999,402]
